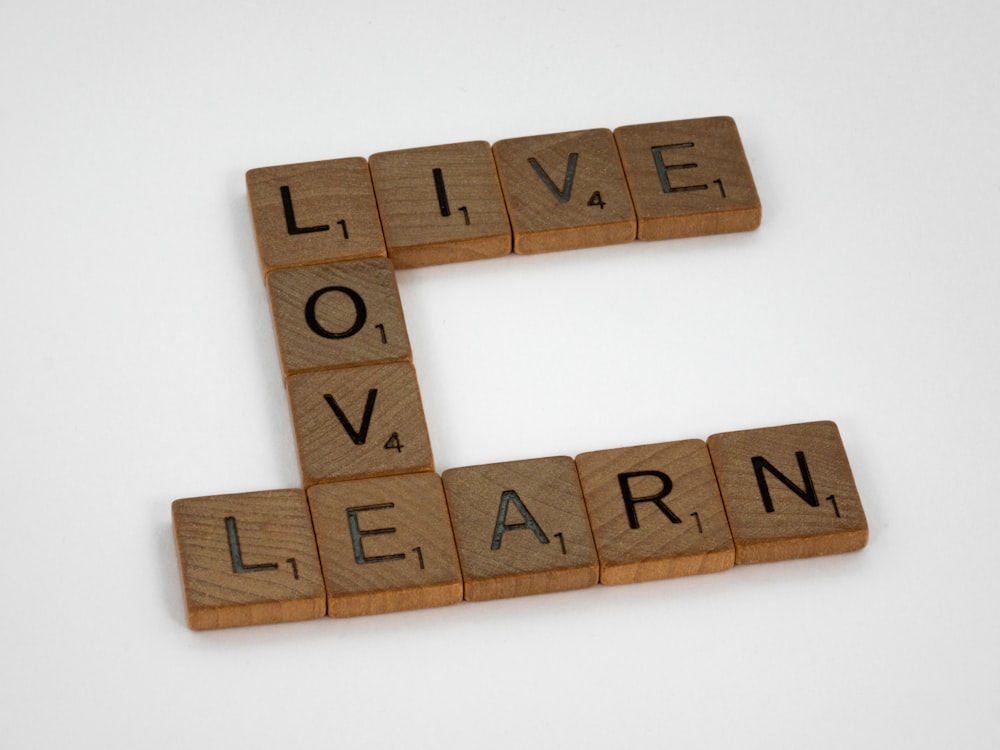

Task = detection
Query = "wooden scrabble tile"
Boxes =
[441,456,598,602]
[286,362,433,486]
[707,421,868,564]
[246,157,386,275]
[171,489,326,630]
[267,257,411,375]
[369,141,512,268]
[575,439,735,585]
[614,117,761,240]
[493,128,636,254]
[307,473,463,617]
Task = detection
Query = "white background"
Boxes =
[3,1,999,747]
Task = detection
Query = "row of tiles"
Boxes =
[246,116,762,274]
[172,420,868,630]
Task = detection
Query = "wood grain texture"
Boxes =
[575,439,735,584]
[171,490,326,630]
[441,456,598,602]
[308,473,463,617]
[286,362,433,486]
[493,128,636,254]
[246,157,386,275]
[267,257,411,376]
[707,421,868,564]
[369,141,512,268]
[614,117,761,240]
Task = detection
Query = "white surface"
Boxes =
[3,1,999,747]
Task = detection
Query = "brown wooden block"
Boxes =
[369,141,512,268]
[614,117,761,240]
[707,421,868,564]
[286,362,433,487]
[171,489,326,630]
[575,439,735,585]
[246,157,386,275]
[307,473,463,617]
[267,257,411,376]
[493,128,636,254]
[441,456,598,602]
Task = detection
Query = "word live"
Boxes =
[171,117,868,630]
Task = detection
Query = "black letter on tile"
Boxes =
[617,471,681,529]
[528,152,578,203]
[346,503,406,564]
[280,185,330,234]
[304,286,368,339]
[225,517,279,574]
[432,168,452,217]
[751,452,819,513]
[650,144,708,194]
[491,490,549,550]
[323,389,378,445]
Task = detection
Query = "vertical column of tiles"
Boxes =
[369,141,512,268]
[267,257,411,375]
[707,421,868,564]
[171,490,326,629]
[493,128,636,254]
[246,158,387,275]
[287,362,433,487]
[308,473,463,616]
[614,116,761,240]
[441,457,598,602]
[575,440,735,585]
[248,162,435,488]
